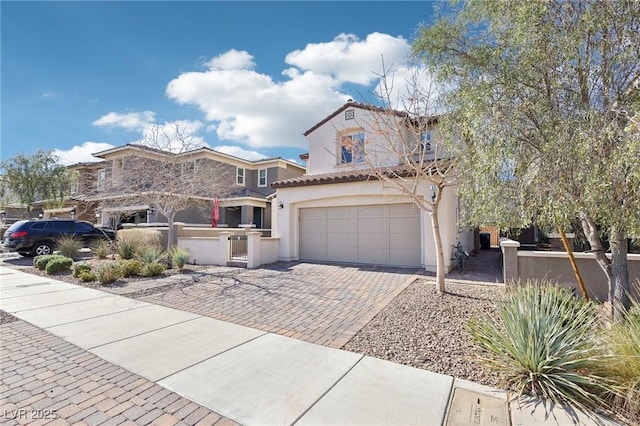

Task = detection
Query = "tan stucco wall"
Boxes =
[516,251,640,301]
[501,238,640,302]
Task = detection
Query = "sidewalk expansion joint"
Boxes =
[155,330,269,383]
[8,294,115,313]
[290,354,366,425]
[86,314,202,350]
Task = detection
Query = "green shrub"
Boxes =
[169,247,190,271]
[119,259,143,277]
[141,261,165,277]
[73,263,93,278]
[92,239,113,259]
[34,254,66,271]
[96,262,123,285]
[116,240,137,260]
[468,280,613,413]
[78,271,97,282]
[56,236,82,259]
[138,246,166,264]
[45,256,73,275]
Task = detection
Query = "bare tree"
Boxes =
[351,64,458,292]
[80,123,234,247]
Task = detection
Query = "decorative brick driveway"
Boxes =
[140,262,418,348]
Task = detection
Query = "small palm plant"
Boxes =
[469,280,614,414]
[169,247,190,272]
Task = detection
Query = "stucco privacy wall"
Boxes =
[274,179,471,271]
[501,238,640,301]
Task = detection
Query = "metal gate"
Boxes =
[229,235,248,260]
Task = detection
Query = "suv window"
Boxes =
[51,221,74,233]
[75,222,94,233]
[29,222,48,231]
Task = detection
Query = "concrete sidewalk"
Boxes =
[0,266,619,425]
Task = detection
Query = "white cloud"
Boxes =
[212,145,268,161]
[92,111,156,130]
[285,33,411,85]
[206,49,255,70]
[165,32,412,150]
[53,142,115,165]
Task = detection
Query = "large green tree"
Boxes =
[0,150,74,217]
[415,0,640,319]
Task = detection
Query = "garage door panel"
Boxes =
[357,217,385,231]
[357,248,388,264]
[326,218,351,233]
[357,205,385,217]
[388,204,418,216]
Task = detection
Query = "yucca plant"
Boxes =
[468,280,614,414]
[138,246,166,264]
[169,247,190,271]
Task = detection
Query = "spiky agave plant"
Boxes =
[469,280,614,414]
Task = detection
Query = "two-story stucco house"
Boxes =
[53,144,304,230]
[272,101,473,271]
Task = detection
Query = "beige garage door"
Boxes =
[299,204,421,267]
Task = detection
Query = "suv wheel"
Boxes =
[32,242,53,256]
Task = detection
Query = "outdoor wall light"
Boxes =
[278,202,284,209]
[70,207,76,219]
[0,212,5,222]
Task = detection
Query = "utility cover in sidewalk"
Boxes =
[445,388,508,426]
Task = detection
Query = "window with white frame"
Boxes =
[70,178,79,194]
[420,131,433,152]
[97,169,106,191]
[258,169,267,187]
[340,132,365,164]
[236,167,245,185]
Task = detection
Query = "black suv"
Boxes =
[1,219,116,257]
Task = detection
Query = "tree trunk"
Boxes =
[430,198,446,293]
[166,212,176,249]
[609,229,630,321]
[581,213,630,319]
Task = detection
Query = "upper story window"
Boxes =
[97,169,106,191]
[420,131,433,152]
[340,132,365,164]
[258,169,267,187]
[70,179,79,195]
[236,167,245,186]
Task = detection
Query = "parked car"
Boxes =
[1,219,116,257]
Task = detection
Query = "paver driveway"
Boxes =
[140,262,418,348]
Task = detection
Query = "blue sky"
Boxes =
[1,1,436,165]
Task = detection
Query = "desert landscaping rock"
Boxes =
[343,278,505,388]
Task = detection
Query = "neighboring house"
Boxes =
[272,101,473,271]
[73,144,305,229]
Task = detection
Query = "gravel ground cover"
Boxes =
[343,278,505,388]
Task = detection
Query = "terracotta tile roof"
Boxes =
[271,165,424,188]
